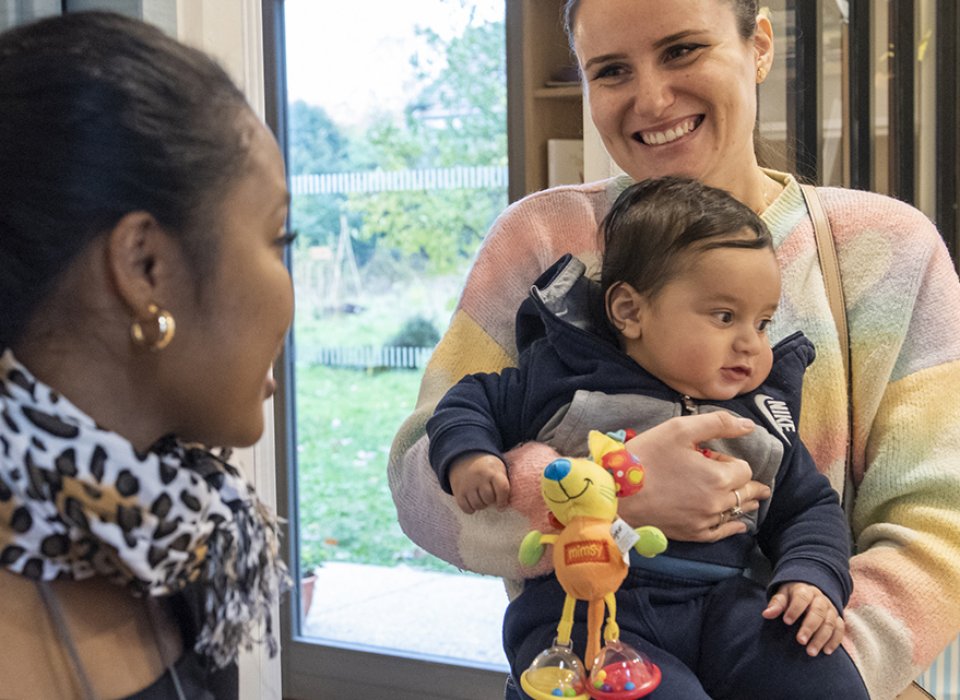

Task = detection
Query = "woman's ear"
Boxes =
[606,282,645,340]
[105,212,182,318]
[754,12,775,80]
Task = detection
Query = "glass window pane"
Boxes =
[872,0,891,195]
[820,0,845,187]
[283,0,509,670]
[757,1,791,173]
[916,0,937,218]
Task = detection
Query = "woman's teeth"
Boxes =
[637,117,700,145]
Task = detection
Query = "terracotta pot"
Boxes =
[300,574,317,618]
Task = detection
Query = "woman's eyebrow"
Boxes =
[582,29,711,71]
[582,52,628,71]
[652,29,709,50]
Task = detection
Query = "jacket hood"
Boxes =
[516,254,622,366]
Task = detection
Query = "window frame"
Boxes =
[261,1,510,697]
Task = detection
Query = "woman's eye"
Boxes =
[593,63,627,80]
[275,230,298,248]
[663,43,704,63]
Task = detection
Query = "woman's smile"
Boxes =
[633,114,704,146]
[575,0,774,209]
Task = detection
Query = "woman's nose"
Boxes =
[631,69,674,119]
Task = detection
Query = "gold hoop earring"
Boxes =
[757,65,766,83]
[130,303,176,351]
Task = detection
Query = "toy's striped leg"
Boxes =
[556,595,577,646]
[602,592,620,642]
[585,599,605,670]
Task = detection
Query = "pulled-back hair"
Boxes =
[0,11,252,348]
[600,177,772,303]
[563,0,760,49]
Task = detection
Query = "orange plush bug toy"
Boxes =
[518,430,667,700]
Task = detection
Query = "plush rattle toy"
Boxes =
[518,430,668,700]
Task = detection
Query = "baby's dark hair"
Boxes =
[0,11,252,349]
[600,177,773,302]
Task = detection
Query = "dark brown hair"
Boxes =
[0,12,253,348]
[600,177,772,303]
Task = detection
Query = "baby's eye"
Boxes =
[712,310,734,325]
[757,318,773,332]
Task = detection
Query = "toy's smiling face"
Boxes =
[541,457,619,525]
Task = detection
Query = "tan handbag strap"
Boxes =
[899,682,937,699]
[799,184,856,506]
[799,184,850,380]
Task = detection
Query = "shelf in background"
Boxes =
[534,85,582,99]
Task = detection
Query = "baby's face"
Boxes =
[621,246,780,400]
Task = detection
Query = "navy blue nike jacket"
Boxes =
[427,254,852,612]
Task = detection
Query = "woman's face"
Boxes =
[572,0,772,193]
[166,115,294,448]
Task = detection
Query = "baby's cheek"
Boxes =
[758,348,775,384]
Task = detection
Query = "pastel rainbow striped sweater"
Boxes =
[388,172,960,699]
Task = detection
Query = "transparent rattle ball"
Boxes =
[587,640,662,699]
[519,641,589,700]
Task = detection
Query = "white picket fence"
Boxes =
[291,165,508,196]
[301,345,434,370]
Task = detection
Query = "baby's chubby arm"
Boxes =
[762,581,845,657]
[448,452,511,514]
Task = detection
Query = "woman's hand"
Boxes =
[618,412,771,542]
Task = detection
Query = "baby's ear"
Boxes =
[605,282,645,340]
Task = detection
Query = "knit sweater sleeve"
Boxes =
[819,189,960,699]
[388,183,610,577]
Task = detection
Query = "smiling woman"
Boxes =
[570,0,776,212]
[0,11,292,699]
[390,1,960,698]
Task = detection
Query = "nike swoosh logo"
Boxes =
[754,394,796,443]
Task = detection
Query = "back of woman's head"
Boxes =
[0,11,251,349]
[600,176,771,301]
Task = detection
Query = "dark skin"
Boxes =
[4,114,294,696]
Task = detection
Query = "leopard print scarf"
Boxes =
[0,349,290,668]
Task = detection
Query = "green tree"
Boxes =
[287,101,351,247]
[288,100,350,173]
[347,16,507,274]
[408,19,507,167]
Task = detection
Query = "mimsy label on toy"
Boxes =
[611,517,639,564]
[564,540,610,566]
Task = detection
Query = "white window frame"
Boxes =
[258,1,511,697]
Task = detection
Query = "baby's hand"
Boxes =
[762,582,844,656]
[448,452,510,514]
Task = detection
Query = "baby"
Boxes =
[427,177,866,698]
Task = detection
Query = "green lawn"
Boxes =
[293,362,460,575]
